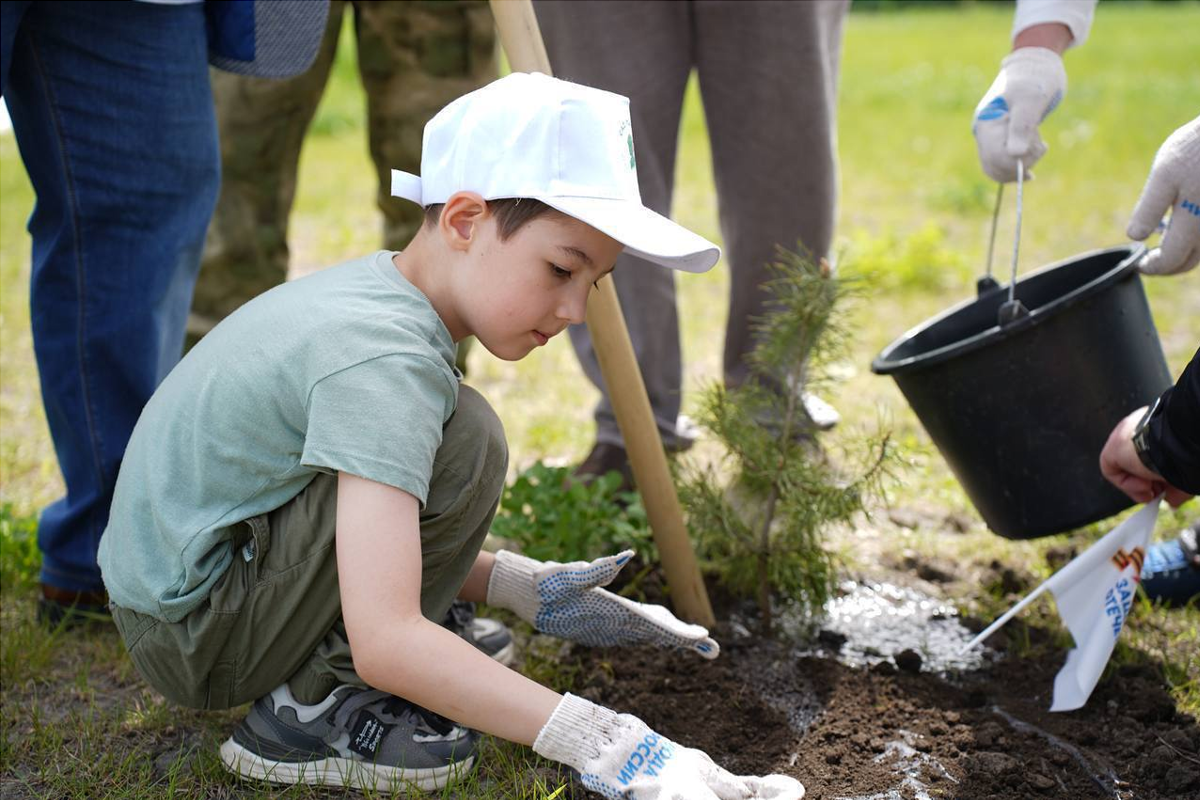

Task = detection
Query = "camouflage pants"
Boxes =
[190,0,495,340]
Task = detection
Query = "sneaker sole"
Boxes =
[490,641,516,667]
[219,737,473,792]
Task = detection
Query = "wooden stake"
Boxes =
[488,0,715,626]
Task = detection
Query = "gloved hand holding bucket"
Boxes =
[878,2,1193,541]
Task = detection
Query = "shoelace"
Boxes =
[331,688,458,738]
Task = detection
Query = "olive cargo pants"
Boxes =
[111,385,508,709]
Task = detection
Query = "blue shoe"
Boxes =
[1141,523,1200,606]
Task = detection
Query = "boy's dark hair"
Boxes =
[422,197,560,241]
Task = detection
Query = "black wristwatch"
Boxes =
[1132,395,1164,472]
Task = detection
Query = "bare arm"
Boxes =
[1012,22,1073,54]
[457,549,496,604]
[335,472,561,746]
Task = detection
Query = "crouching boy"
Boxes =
[98,73,805,799]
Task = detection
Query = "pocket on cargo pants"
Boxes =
[109,517,264,709]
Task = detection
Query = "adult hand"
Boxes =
[487,549,718,658]
[533,693,804,800]
[1127,116,1200,276]
[1099,407,1192,508]
[973,47,1066,183]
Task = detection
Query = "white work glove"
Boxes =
[1127,116,1200,276]
[973,47,1067,182]
[487,549,718,659]
[534,693,804,800]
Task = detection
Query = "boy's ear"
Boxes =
[440,192,489,252]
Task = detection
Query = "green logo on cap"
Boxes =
[619,120,635,171]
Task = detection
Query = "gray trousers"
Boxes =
[111,385,508,709]
[534,0,849,449]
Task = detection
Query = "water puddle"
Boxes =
[780,580,990,674]
[835,729,958,800]
[737,581,993,800]
[744,655,827,735]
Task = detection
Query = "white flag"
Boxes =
[962,499,1160,712]
[1048,499,1159,711]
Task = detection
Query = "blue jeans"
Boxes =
[1,1,220,592]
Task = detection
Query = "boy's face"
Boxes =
[457,210,622,362]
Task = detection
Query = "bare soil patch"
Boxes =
[567,623,1198,799]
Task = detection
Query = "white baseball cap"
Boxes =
[390,72,719,273]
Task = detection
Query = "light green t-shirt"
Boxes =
[98,251,460,622]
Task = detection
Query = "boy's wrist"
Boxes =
[454,550,500,604]
[1013,22,1072,55]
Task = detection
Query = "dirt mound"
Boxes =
[569,637,1199,799]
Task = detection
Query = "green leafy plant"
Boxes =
[678,248,896,633]
[489,461,656,565]
[1,503,40,592]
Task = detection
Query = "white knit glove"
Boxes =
[534,694,804,800]
[973,47,1066,182]
[1127,116,1200,276]
[486,550,718,658]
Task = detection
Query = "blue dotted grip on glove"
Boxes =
[532,552,716,657]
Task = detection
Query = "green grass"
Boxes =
[2,3,1199,797]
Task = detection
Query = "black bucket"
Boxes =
[872,244,1172,539]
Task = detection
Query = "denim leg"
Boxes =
[3,1,219,592]
[0,1,33,93]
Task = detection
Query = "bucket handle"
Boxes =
[978,160,1032,326]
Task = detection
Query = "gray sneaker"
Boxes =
[220,684,477,792]
[443,600,515,666]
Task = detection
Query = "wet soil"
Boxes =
[553,555,1200,800]
[569,634,1198,799]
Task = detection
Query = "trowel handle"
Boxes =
[490,0,551,74]
[487,0,717,627]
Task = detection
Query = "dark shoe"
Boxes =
[37,584,110,629]
[442,600,515,666]
[220,684,477,791]
[573,442,635,494]
[1141,522,1200,606]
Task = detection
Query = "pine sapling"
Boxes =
[678,248,895,633]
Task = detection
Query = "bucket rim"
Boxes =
[871,243,1146,376]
